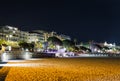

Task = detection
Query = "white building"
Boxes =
[0,25,29,42]
[27,32,39,43]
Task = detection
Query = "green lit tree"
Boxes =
[62,39,75,51]
[47,36,62,45]
[62,39,75,47]
[47,36,62,49]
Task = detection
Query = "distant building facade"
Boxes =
[0,25,29,42]
[0,25,72,44]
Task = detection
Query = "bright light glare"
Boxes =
[28,58,45,60]
[25,53,30,59]
[21,51,32,60]
[78,54,108,57]
[8,60,26,62]
[0,63,53,67]
[7,59,45,62]
[1,52,9,62]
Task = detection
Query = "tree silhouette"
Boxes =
[62,39,75,47]
[18,41,29,49]
[47,36,62,46]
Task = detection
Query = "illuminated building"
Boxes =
[0,25,29,42]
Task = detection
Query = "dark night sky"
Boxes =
[0,0,120,44]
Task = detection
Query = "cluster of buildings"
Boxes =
[0,25,71,44]
[76,41,120,54]
[0,25,120,54]
[89,42,117,53]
